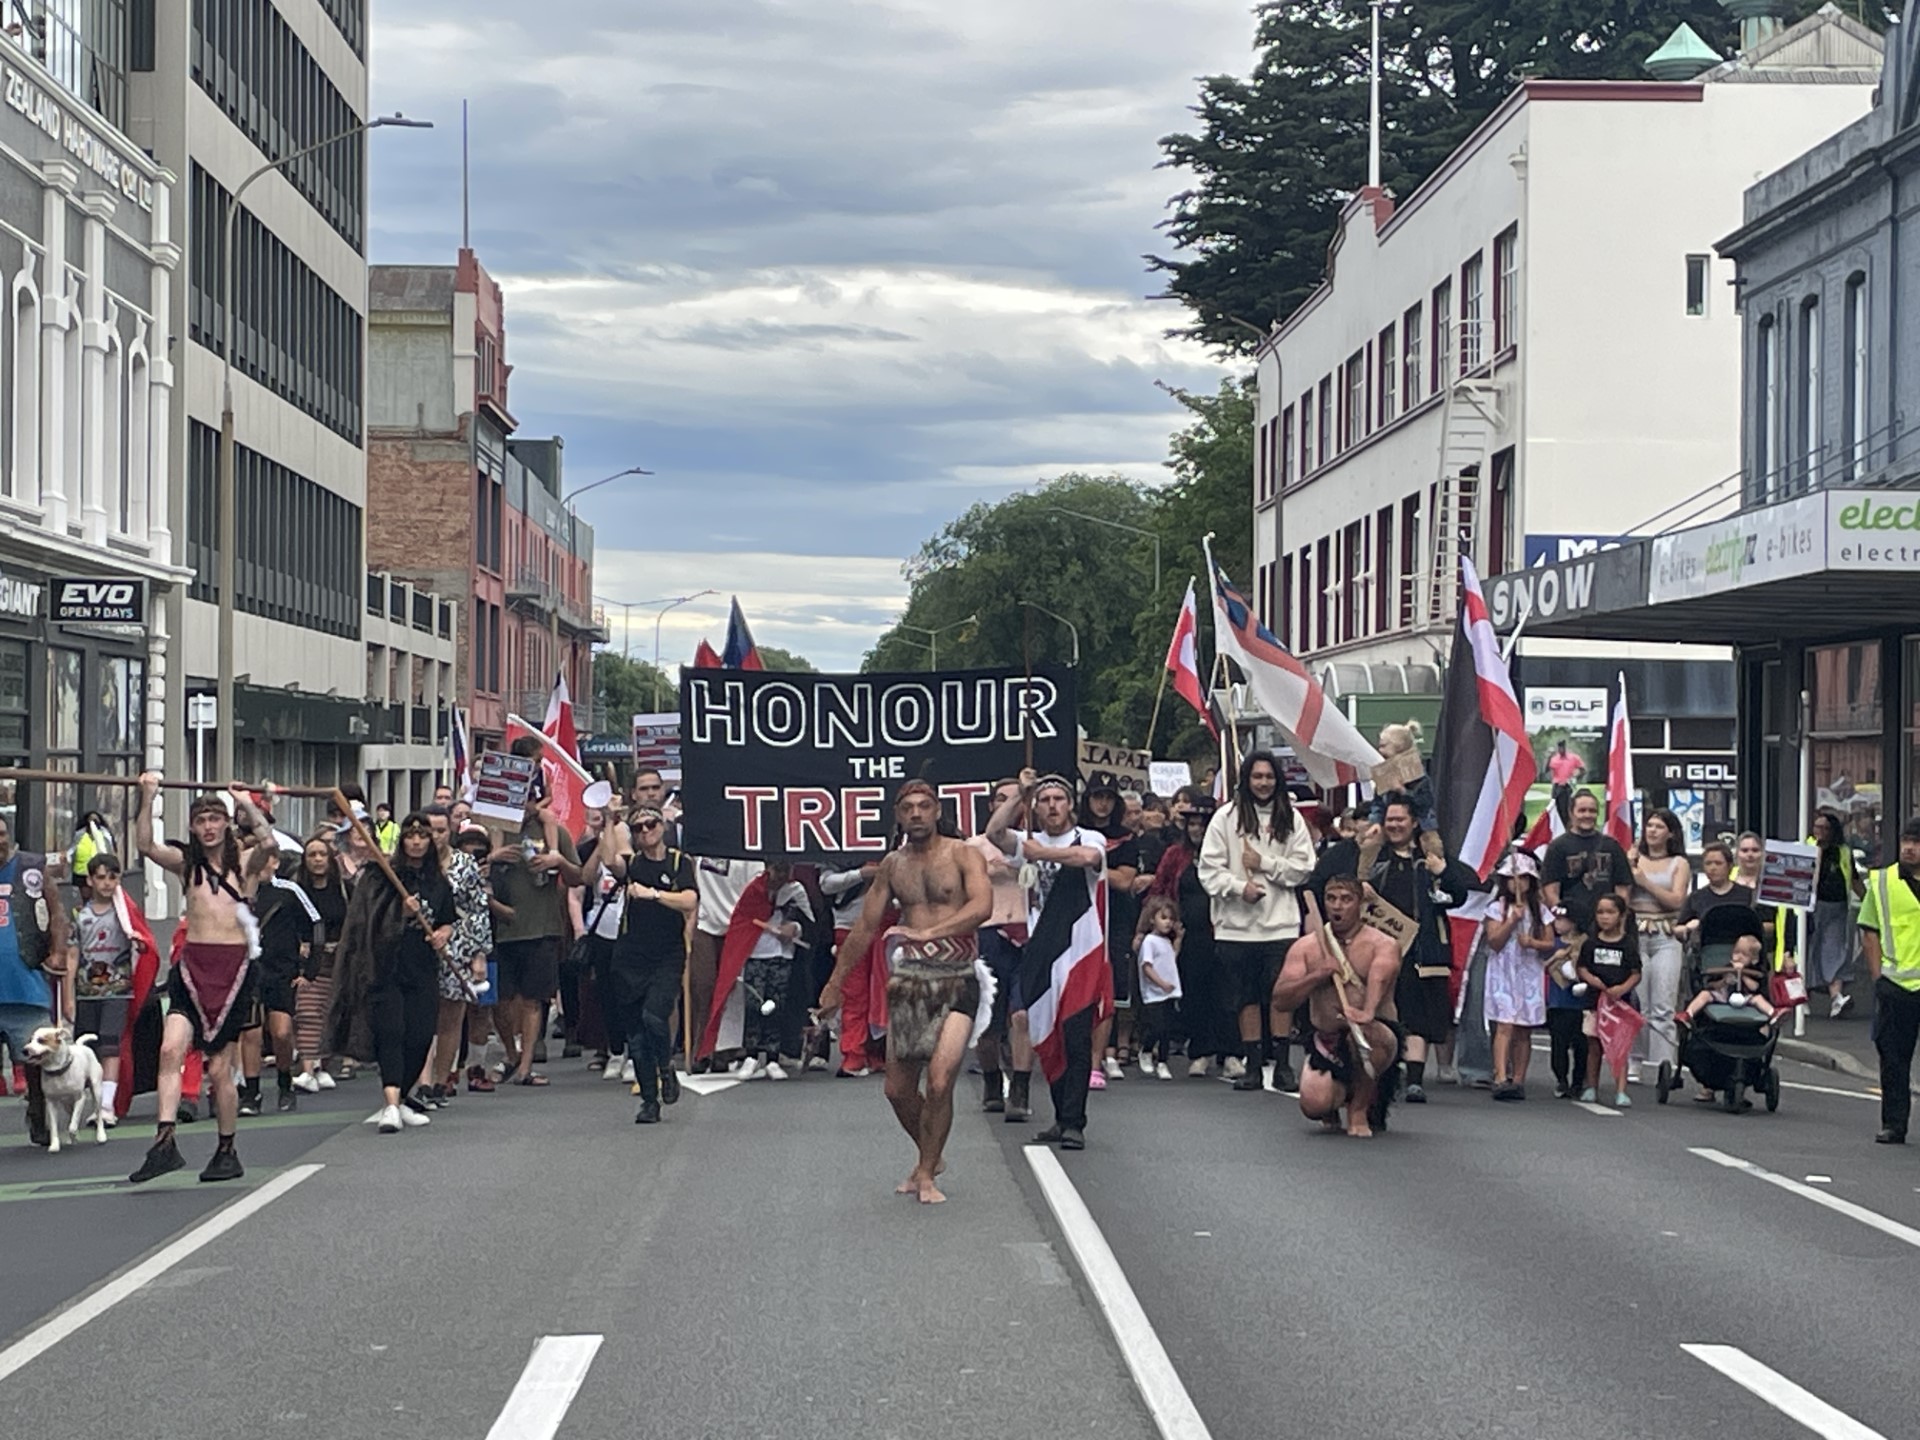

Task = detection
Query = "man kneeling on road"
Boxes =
[819,781,993,1204]
[1269,875,1402,1139]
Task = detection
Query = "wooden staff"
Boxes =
[1302,890,1375,1078]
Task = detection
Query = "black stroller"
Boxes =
[1655,948,1783,1114]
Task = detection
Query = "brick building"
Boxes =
[366,249,600,750]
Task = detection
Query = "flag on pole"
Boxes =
[722,597,763,670]
[449,705,474,802]
[1522,801,1566,856]
[1205,548,1382,789]
[1433,556,1536,882]
[1605,673,1634,851]
[692,639,723,669]
[541,670,581,762]
[505,711,593,837]
[1015,844,1109,1084]
[1164,579,1217,738]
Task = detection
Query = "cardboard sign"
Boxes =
[1079,738,1152,793]
[1362,894,1419,956]
[471,750,538,823]
[631,712,683,783]
[1370,749,1426,795]
[1756,839,1819,911]
[1148,760,1192,796]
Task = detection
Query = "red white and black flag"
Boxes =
[1164,579,1216,738]
[1434,556,1535,882]
[1015,837,1108,1084]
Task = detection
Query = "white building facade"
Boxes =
[1251,6,1881,828]
[0,20,191,860]
[361,569,457,815]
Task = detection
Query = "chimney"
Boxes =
[1721,0,1783,54]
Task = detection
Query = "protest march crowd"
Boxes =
[0,567,1917,1198]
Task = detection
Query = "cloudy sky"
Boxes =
[368,0,1247,670]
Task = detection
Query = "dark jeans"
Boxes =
[1546,1006,1588,1090]
[619,958,685,1105]
[370,966,437,1093]
[1139,1000,1173,1064]
[1874,977,1920,1137]
[1048,1008,1095,1132]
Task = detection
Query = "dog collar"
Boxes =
[37,1051,76,1076]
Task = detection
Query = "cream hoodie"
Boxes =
[1196,802,1318,943]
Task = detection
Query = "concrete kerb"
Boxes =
[1777,1036,1919,1094]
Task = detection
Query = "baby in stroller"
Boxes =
[1669,935,1784,1111]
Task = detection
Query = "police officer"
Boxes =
[1858,814,1920,1145]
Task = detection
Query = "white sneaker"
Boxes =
[1187,1058,1210,1079]
[1223,1056,1247,1080]
[376,1104,401,1134]
[727,1057,747,1075]
[1831,992,1854,1019]
[399,1107,430,1128]
[737,1056,763,1081]
[315,1070,337,1091]
[620,1057,636,1083]
[1156,1062,1174,1081]
[292,1072,320,1094]
[1102,1057,1124,1080]
[1139,1053,1155,1077]
[765,1060,789,1081]
[1626,1065,1642,1085]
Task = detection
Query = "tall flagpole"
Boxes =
[1368,0,1383,190]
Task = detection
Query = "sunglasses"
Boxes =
[636,818,663,832]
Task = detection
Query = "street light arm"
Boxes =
[1046,506,1161,592]
[1018,601,1080,667]
[564,466,654,507]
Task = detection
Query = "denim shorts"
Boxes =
[0,1001,54,1052]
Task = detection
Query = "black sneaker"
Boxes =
[1029,1125,1064,1144]
[660,1068,681,1106]
[237,1092,261,1118]
[1059,1128,1086,1151]
[1273,1065,1299,1094]
[176,1101,198,1124]
[276,1090,297,1113]
[409,1086,441,1112]
[1405,1083,1428,1104]
[561,1042,582,1059]
[129,1137,186,1184]
[1876,1128,1906,1144]
[635,1100,662,1125]
[405,1094,434,1117]
[199,1148,244,1183]
[1232,1069,1265,1092]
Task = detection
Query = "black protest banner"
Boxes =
[679,665,1077,859]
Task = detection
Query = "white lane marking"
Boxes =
[485,1334,604,1440]
[1026,1147,1212,1440]
[1572,1100,1622,1117]
[1691,1148,1920,1249]
[1682,1344,1887,1439]
[675,1072,741,1096]
[1780,1080,1875,1100]
[0,1162,322,1385]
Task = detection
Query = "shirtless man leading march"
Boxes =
[129,775,276,1183]
[1269,874,1402,1138]
[819,781,992,1203]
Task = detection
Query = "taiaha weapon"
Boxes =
[1302,889,1377,1079]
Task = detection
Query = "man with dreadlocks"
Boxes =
[128,775,276,1184]
[821,780,993,1204]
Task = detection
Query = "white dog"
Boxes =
[21,1026,107,1152]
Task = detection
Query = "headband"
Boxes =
[1032,774,1074,801]
[189,793,229,819]
[894,780,937,804]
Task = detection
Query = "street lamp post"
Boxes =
[895,613,977,671]
[593,594,678,662]
[216,113,432,778]
[652,591,719,710]
[1046,505,1162,593]
[562,465,652,509]
[554,470,649,718]
[1018,601,1080,667]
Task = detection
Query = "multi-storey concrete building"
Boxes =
[362,568,457,813]
[366,250,600,754]
[1250,2,1880,836]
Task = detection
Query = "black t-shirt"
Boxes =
[1578,934,1641,1007]
[1680,883,1764,951]
[1543,831,1632,927]
[387,870,455,984]
[1816,847,1848,903]
[619,849,695,962]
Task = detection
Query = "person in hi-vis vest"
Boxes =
[1856,815,1920,1146]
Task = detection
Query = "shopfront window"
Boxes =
[0,639,25,836]
[45,647,84,850]
[92,656,144,856]
[1810,641,1883,863]
[1905,638,1920,837]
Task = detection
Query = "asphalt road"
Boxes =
[1,1042,1914,1440]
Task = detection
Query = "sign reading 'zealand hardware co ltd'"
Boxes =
[4,65,154,212]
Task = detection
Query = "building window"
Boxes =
[1686,255,1710,317]
[1460,253,1484,372]
[1316,377,1332,467]
[1374,505,1393,632]
[1756,314,1778,499]
[188,166,364,446]
[1844,273,1867,478]
[1799,295,1821,490]
[26,0,130,129]
[1343,521,1367,642]
[1280,405,1295,487]
[185,420,363,640]
[1378,324,1396,425]
[1402,303,1422,408]
[1344,352,1365,449]
[1314,536,1330,651]
[1299,390,1314,475]
[1399,493,1420,629]
[1494,226,1517,351]
[1431,279,1452,393]
[1810,640,1882,859]
[1257,417,1270,503]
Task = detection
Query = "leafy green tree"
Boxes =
[754,644,819,673]
[1152,0,1838,353]
[594,650,676,723]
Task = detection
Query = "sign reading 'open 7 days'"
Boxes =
[678,666,1078,859]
